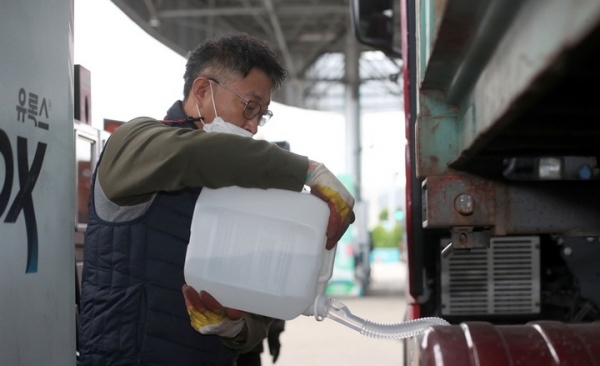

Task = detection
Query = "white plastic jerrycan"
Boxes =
[184,186,334,320]
[185,187,451,340]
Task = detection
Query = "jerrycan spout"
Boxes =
[313,295,450,340]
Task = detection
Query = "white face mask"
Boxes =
[202,116,254,138]
[194,80,254,138]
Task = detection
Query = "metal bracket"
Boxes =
[442,227,491,258]
[423,173,600,236]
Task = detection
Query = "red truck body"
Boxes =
[352,0,600,364]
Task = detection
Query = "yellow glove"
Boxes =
[182,285,246,338]
[306,163,356,249]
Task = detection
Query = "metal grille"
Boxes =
[441,236,540,316]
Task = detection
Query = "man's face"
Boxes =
[207,68,273,135]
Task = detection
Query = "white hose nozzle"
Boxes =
[314,295,450,340]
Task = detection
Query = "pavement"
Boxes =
[258,260,407,366]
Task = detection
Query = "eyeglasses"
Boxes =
[208,78,273,126]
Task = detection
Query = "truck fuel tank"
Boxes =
[409,320,600,366]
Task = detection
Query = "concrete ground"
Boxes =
[258,261,407,366]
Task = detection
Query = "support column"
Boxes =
[345,29,361,201]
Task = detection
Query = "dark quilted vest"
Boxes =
[78,103,237,365]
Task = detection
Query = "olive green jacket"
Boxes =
[95,117,308,353]
[99,117,308,205]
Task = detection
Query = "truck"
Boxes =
[351,0,600,364]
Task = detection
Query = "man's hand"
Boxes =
[182,284,246,338]
[306,163,356,250]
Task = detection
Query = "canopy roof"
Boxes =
[111,0,403,110]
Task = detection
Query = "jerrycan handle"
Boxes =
[318,245,337,283]
[310,243,337,319]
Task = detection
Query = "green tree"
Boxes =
[371,207,403,248]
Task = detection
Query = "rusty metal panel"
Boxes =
[455,0,600,166]
[416,0,449,83]
[414,321,600,366]
[422,174,496,228]
[416,90,459,178]
[502,182,600,236]
[421,0,522,96]
[416,0,600,172]
[422,173,600,236]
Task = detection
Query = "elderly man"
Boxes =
[78,32,354,366]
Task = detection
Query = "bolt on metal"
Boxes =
[454,193,474,215]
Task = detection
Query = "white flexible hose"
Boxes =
[314,296,450,340]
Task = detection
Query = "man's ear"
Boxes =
[190,77,211,103]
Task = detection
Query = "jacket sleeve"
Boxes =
[219,314,274,353]
[97,117,309,205]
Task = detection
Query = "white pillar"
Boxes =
[345,29,361,201]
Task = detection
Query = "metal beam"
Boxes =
[236,0,274,40]
[419,0,600,171]
[143,0,160,26]
[296,25,347,77]
[158,5,348,18]
[345,29,361,201]
[453,0,600,168]
[423,173,600,237]
[263,0,296,79]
